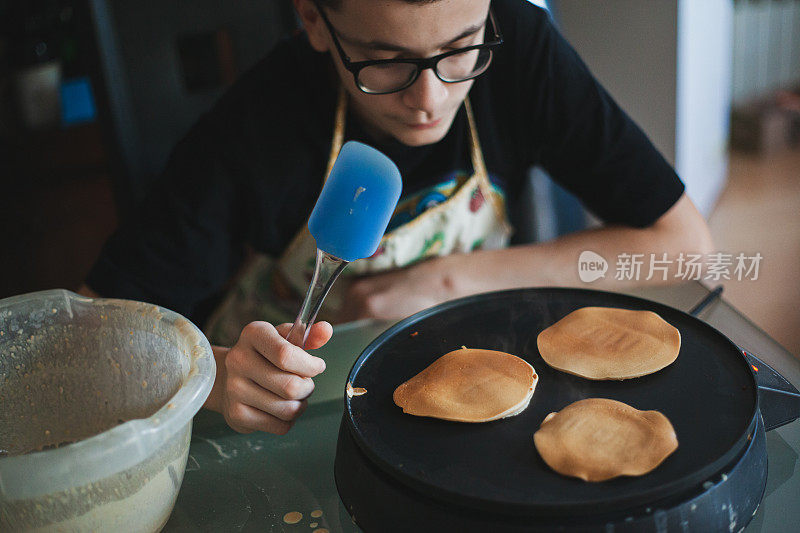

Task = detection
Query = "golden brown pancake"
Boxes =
[533,398,678,482]
[537,307,681,379]
[393,347,538,423]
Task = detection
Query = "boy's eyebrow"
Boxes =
[339,21,484,52]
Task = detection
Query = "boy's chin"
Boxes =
[392,123,450,147]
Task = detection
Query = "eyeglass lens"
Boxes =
[357,47,493,94]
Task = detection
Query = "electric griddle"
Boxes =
[334,288,800,532]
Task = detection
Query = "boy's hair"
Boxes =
[316,0,440,9]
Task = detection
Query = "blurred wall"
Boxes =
[732,0,800,106]
[676,0,733,220]
[550,0,733,217]
[551,1,678,173]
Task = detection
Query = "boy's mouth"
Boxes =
[405,118,442,130]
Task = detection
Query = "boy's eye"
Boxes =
[368,53,400,61]
[360,33,479,61]
[450,34,479,49]
[356,48,400,61]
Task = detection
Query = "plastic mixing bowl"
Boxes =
[0,290,215,531]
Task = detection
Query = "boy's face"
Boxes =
[299,0,492,146]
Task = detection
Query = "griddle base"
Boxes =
[334,415,767,532]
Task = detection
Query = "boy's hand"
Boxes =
[205,321,331,435]
[338,255,458,322]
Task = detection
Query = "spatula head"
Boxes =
[308,141,402,262]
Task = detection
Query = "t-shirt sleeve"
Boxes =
[86,114,246,320]
[514,6,685,227]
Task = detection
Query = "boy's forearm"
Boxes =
[445,195,714,296]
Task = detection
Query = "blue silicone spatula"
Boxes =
[285,140,402,348]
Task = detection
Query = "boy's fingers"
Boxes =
[232,403,294,435]
[275,321,333,350]
[242,322,325,377]
[236,379,309,422]
[244,362,316,401]
[306,321,333,349]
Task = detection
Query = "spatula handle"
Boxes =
[286,248,349,349]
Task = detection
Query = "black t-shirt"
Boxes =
[88,0,684,323]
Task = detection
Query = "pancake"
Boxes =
[393,347,538,423]
[537,306,681,379]
[533,398,678,482]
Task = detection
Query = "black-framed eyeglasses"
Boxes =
[313,1,503,95]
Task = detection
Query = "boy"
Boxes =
[81,0,713,435]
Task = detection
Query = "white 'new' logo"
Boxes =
[578,251,608,283]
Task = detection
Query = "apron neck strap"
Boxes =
[325,85,349,183]
[463,97,488,179]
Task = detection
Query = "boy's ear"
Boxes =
[294,0,331,53]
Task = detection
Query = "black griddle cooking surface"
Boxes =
[343,288,759,517]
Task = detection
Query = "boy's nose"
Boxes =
[401,68,448,117]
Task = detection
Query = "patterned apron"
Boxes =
[206,88,513,346]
